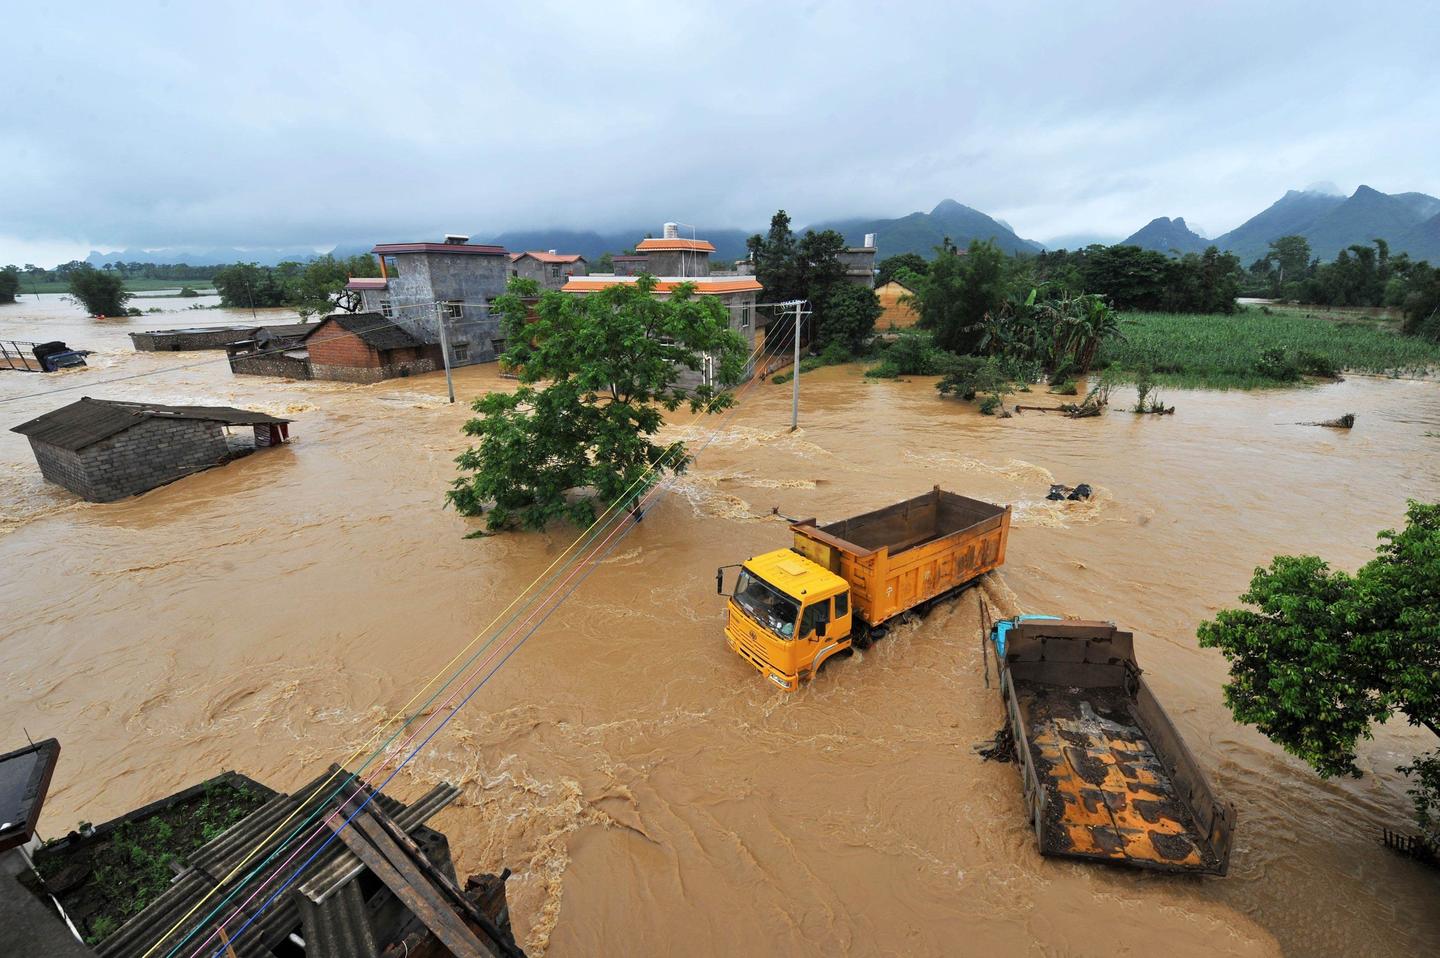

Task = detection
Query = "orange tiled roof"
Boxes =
[562,276,762,295]
[634,238,717,253]
[513,251,586,264]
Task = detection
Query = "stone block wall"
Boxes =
[130,327,257,351]
[31,418,234,502]
[228,351,312,379]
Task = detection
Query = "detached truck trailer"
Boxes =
[718,487,1011,691]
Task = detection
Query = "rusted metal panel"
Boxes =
[996,619,1235,875]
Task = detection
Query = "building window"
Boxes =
[491,338,507,356]
[383,255,400,277]
[443,301,463,319]
[740,303,751,330]
[379,298,393,319]
[511,268,518,277]
[451,343,470,362]
[549,264,561,280]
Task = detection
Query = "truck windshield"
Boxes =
[733,569,799,639]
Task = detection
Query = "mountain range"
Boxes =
[77,185,1440,270]
[1122,185,1440,264]
[806,199,1043,258]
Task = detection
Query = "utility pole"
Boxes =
[434,301,456,404]
[790,300,803,432]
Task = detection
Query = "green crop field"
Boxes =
[1097,306,1440,388]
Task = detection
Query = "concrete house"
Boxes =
[510,251,588,289]
[11,397,291,502]
[303,312,438,383]
[346,235,511,366]
[837,233,878,287]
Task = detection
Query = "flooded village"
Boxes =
[5,5,1440,957]
[3,228,1439,956]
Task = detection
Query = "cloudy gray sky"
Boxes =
[3,0,1436,265]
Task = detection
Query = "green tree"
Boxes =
[285,254,378,319]
[447,275,748,531]
[0,265,19,303]
[1266,235,1311,288]
[875,253,929,288]
[748,210,803,303]
[67,266,131,315]
[594,252,614,272]
[912,239,1009,355]
[213,263,288,309]
[816,283,881,354]
[1198,502,1440,842]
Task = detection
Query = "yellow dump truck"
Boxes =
[719,487,1011,690]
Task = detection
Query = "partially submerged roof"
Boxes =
[306,312,424,351]
[635,237,717,253]
[257,322,317,339]
[10,399,292,452]
[0,738,60,853]
[563,276,762,295]
[512,251,586,264]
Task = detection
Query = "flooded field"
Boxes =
[3,295,1439,956]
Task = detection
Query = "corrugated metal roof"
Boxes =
[305,312,424,352]
[96,767,465,958]
[10,398,292,452]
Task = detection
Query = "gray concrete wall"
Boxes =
[30,418,235,502]
[838,247,877,287]
[645,250,711,277]
[229,352,312,379]
[368,251,511,365]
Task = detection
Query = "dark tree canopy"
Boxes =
[0,266,19,303]
[911,239,1010,355]
[447,276,748,531]
[875,253,929,289]
[816,282,882,354]
[67,266,131,316]
[747,210,852,344]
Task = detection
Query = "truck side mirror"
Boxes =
[716,568,724,595]
[815,621,827,638]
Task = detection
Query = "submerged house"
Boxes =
[345,235,511,366]
[10,397,291,502]
[303,312,438,383]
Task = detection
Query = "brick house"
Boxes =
[345,235,511,365]
[509,251,588,289]
[10,397,291,502]
[303,313,439,383]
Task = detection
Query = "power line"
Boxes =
[186,331,794,958]
[140,331,790,958]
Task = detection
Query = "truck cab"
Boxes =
[722,548,853,691]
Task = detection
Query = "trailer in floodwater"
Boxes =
[989,616,1236,874]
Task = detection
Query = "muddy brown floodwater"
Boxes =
[3,294,1439,957]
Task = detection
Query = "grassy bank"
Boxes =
[13,278,215,295]
[1097,307,1440,388]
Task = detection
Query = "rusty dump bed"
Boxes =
[792,487,1010,626]
[997,619,1235,875]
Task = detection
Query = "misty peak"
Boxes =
[1303,180,1343,196]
